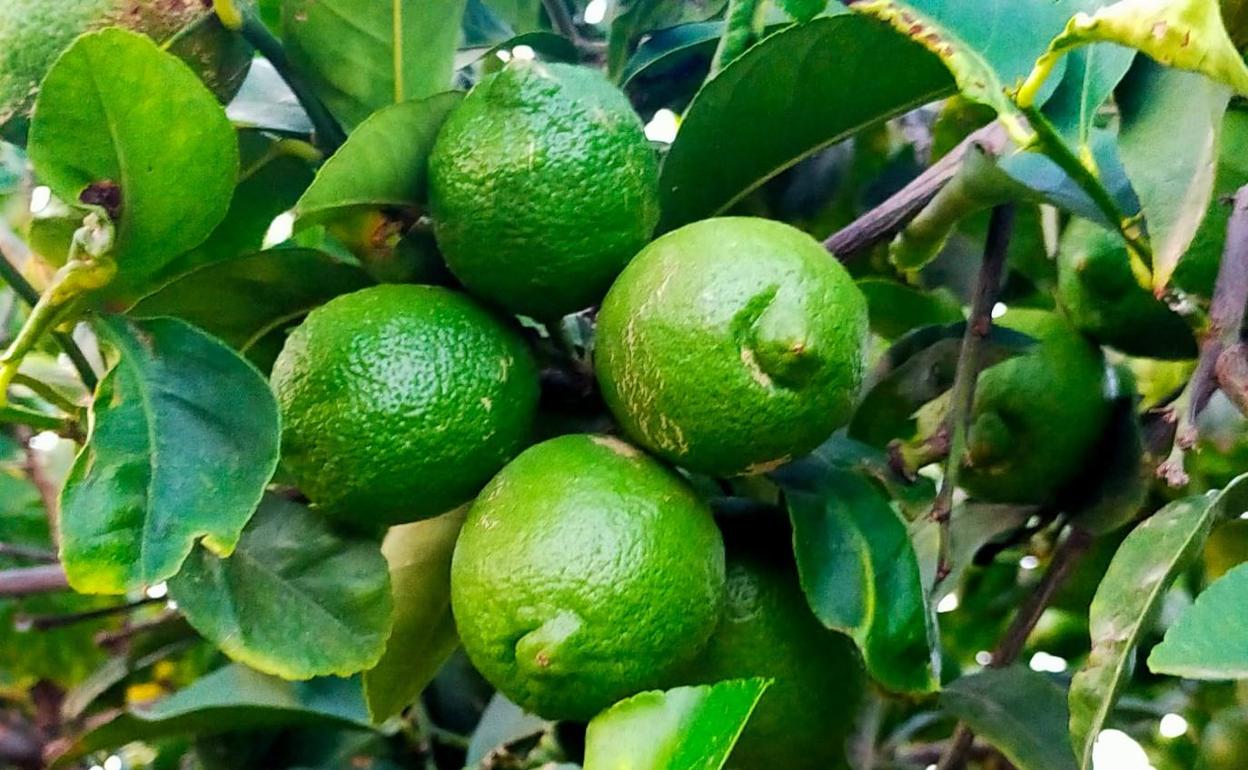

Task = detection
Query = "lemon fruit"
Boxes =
[961,308,1112,504]
[270,284,539,527]
[595,217,869,477]
[1056,219,1197,360]
[428,60,660,320]
[0,0,252,144]
[677,524,864,770]
[450,433,726,721]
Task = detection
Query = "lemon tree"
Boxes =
[4,2,1248,770]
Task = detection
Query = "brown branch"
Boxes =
[0,564,69,598]
[0,721,41,769]
[0,543,57,563]
[931,204,1015,582]
[1158,185,1248,485]
[14,426,61,544]
[824,122,1010,261]
[937,527,1095,770]
[24,596,161,632]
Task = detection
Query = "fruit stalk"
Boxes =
[931,203,1014,582]
[213,0,347,150]
[936,527,1094,770]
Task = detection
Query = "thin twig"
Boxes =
[0,564,69,598]
[541,0,580,41]
[15,426,61,540]
[24,596,161,632]
[824,123,1009,261]
[1158,185,1248,485]
[94,612,183,652]
[931,204,1015,582]
[937,527,1094,770]
[0,543,57,563]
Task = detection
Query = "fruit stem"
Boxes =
[216,1,348,151]
[930,204,1014,583]
[0,234,97,392]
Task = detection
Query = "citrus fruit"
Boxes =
[595,217,869,477]
[450,433,725,721]
[961,308,1112,504]
[1056,218,1197,360]
[676,523,864,770]
[270,284,539,527]
[0,0,252,144]
[428,60,660,319]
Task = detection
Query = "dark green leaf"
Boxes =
[170,495,393,680]
[856,279,962,340]
[363,510,464,721]
[775,0,824,23]
[1117,58,1230,293]
[59,316,280,594]
[27,28,238,300]
[282,0,469,130]
[295,93,463,224]
[607,0,729,78]
[48,664,372,767]
[619,22,721,86]
[913,502,1035,601]
[582,679,770,770]
[849,323,1035,449]
[128,248,373,355]
[658,14,954,231]
[1068,474,1248,768]
[774,447,939,694]
[454,32,581,69]
[1148,560,1248,679]
[942,666,1078,770]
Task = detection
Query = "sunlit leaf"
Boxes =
[1148,560,1248,679]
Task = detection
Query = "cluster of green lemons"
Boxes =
[272,61,873,768]
[270,60,1121,768]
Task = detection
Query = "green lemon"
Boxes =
[0,0,252,144]
[450,434,726,721]
[961,308,1113,504]
[270,284,539,527]
[595,217,869,477]
[428,60,659,319]
[1056,218,1197,360]
[676,524,864,770]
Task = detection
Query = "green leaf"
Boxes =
[657,13,954,231]
[154,132,317,281]
[1148,560,1248,678]
[775,0,824,22]
[773,444,940,694]
[1068,474,1248,769]
[913,502,1036,601]
[27,28,238,300]
[607,0,729,78]
[169,495,393,680]
[48,664,372,768]
[942,666,1078,770]
[59,316,280,595]
[282,0,469,130]
[128,248,374,356]
[619,22,721,86]
[848,322,1035,449]
[363,509,465,721]
[582,679,770,770]
[295,93,463,224]
[1028,0,1248,99]
[1042,44,1136,148]
[856,279,963,340]
[845,0,1079,141]
[1116,58,1230,293]
[455,31,581,69]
